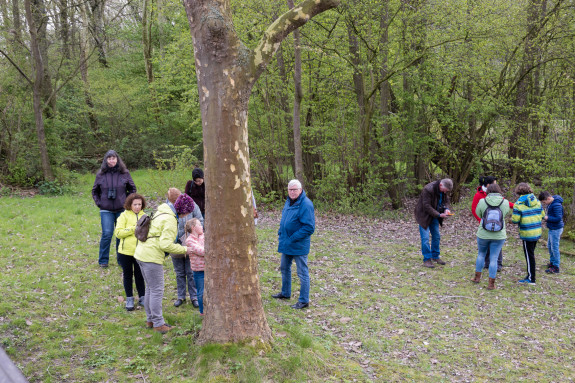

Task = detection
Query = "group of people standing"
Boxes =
[91,150,316,334]
[91,150,208,332]
[416,176,564,290]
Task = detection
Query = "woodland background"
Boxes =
[1,0,575,214]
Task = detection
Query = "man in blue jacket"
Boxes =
[272,179,316,309]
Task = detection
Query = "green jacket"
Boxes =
[134,203,187,264]
[475,193,510,240]
[114,209,146,256]
[511,193,545,241]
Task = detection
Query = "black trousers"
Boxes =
[522,240,537,282]
[118,252,146,297]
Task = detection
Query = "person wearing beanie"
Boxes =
[185,168,206,217]
[92,150,137,268]
[171,193,204,308]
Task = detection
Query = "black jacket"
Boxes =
[92,169,136,212]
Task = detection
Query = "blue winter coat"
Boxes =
[546,195,564,230]
[278,190,315,256]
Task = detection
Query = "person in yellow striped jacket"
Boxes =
[511,183,545,285]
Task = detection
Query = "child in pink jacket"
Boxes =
[185,218,205,314]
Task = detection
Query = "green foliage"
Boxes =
[35,180,70,196]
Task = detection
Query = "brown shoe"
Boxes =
[146,321,153,328]
[432,258,446,265]
[487,278,496,290]
[153,324,174,334]
[423,260,435,268]
[471,272,482,283]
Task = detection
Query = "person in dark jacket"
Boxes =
[185,168,205,218]
[272,179,315,309]
[539,191,564,274]
[92,150,137,267]
[414,179,453,268]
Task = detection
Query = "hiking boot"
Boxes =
[545,266,560,274]
[146,321,153,328]
[487,278,496,290]
[471,272,481,283]
[125,297,135,311]
[423,260,435,268]
[432,258,446,265]
[139,296,145,307]
[518,278,536,285]
[153,324,174,334]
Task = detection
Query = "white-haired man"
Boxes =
[272,179,315,309]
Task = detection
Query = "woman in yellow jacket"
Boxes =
[134,198,187,334]
[114,193,147,311]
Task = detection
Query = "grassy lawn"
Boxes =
[1,172,574,382]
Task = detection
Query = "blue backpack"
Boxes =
[482,199,504,232]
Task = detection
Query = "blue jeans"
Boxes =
[548,228,563,267]
[172,255,197,301]
[419,218,441,261]
[98,210,123,265]
[193,271,205,314]
[280,253,310,303]
[476,238,505,278]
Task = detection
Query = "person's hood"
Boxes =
[485,193,504,206]
[160,202,177,216]
[551,195,564,205]
[517,193,539,207]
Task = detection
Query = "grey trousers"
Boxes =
[171,255,197,301]
[137,260,165,327]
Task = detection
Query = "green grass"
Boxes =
[1,173,575,382]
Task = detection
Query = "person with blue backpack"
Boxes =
[539,191,564,274]
[472,184,511,290]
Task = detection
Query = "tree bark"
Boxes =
[378,0,403,209]
[142,0,154,83]
[287,0,304,185]
[86,0,108,67]
[183,0,338,344]
[24,0,53,180]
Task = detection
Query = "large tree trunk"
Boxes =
[183,0,338,344]
[24,0,53,180]
[287,0,304,184]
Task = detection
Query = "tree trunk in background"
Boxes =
[379,0,403,209]
[12,0,22,42]
[58,0,70,59]
[142,0,154,83]
[287,0,304,185]
[183,0,338,343]
[24,0,53,180]
[87,0,108,67]
[79,19,99,134]
[509,0,544,183]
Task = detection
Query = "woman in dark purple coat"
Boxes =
[92,150,137,267]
